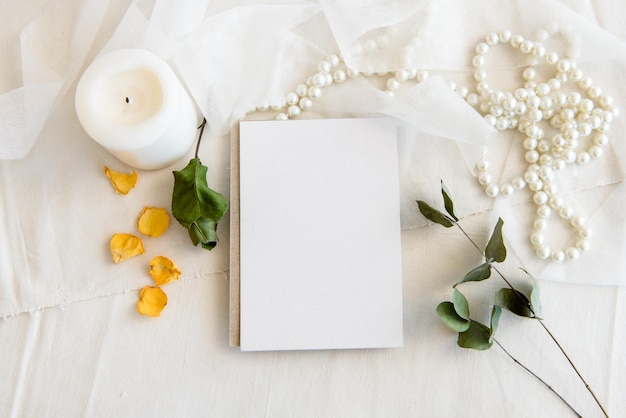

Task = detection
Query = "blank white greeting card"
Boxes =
[233,118,403,351]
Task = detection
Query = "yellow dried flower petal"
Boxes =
[104,166,137,195]
[149,256,182,286]
[110,233,144,264]
[137,207,170,237]
[136,286,167,317]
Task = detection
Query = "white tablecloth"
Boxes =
[1,1,625,417]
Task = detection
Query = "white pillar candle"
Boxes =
[75,49,199,170]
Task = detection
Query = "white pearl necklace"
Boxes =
[466,29,617,262]
[254,28,618,263]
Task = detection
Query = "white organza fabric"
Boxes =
[1,0,625,321]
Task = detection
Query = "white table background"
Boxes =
[1,1,625,417]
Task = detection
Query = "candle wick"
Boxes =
[125,97,130,104]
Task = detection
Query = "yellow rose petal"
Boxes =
[149,256,182,286]
[104,166,137,195]
[137,207,170,237]
[110,233,144,264]
[136,286,167,317]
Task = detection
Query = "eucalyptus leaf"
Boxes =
[457,320,493,350]
[417,200,454,228]
[172,158,228,250]
[485,218,507,263]
[454,262,492,287]
[495,288,534,318]
[452,288,470,319]
[530,280,542,318]
[489,305,502,342]
[440,180,458,221]
[436,301,471,332]
[520,268,542,318]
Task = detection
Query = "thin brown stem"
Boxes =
[453,220,609,417]
[493,339,582,417]
[194,118,207,159]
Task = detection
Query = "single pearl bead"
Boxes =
[395,70,409,81]
[474,70,487,82]
[466,93,480,107]
[313,73,326,87]
[576,239,590,251]
[579,122,592,136]
[537,205,551,218]
[589,145,603,158]
[562,149,576,164]
[476,159,489,171]
[522,67,537,81]
[475,42,489,54]
[551,250,565,262]
[578,226,592,238]
[534,218,548,230]
[533,191,548,205]
[602,110,614,123]
[593,133,608,146]
[456,86,469,98]
[567,92,582,105]
[559,206,573,219]
[257,101,270,112]
[286,92,299,105]
[296,84,308,97]
[499,30,512,43]
[478,172,491,185]
[530,232,544,245]
[569,67,583,81]
[579,77,593,90]
[501,183,514,195]
[299,97,313,111]
[536,246,551,259]
[386,78,400,91]
[333,70,346,83]
[520,39,533,54]
[599,95,614,108]
[347,68,359,78]
[287,105,301,118]
[532,43,546,57]
[557,59,571,72]
[511,34,524,47]
[588,86,602,99]
[547,78,561,91]
[546,51,559,64]
[570,216,585,228]
[565,247,580,260]
[485,32,499,46]
[535,83,550,97]
[549,195,563,209]
[327,54,340,66]
[514,88,529,101]
[276,112,288,120]
[525,150,539,163]
[524,170,539,183]
[512,176,526,189]
[485,184,499,197]
[576,151,591,164]
[416,70,429,82]
[318,60,331,73]
[472,55,485,68]
[553,158,566,170]
[485,114,497,126]
[528,179,543,191]
[543,182,558,195]
[307,86,322,99]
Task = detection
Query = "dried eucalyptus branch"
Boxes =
[419,180,608,418]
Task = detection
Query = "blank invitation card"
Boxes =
[233,118,403,351]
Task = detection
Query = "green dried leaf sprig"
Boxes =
[419,181,606,418]
[171,119,228,250]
